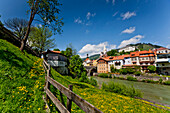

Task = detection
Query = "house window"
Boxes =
[162,64,165,66]
[163,68,166,70]
[133,62,136,64]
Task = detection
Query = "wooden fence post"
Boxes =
[67,85,73,112]
[46,64,51,101]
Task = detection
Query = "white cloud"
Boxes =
[79,42,116,58]
[121,11,136,20]
[118,35,144,48]
[85,30,90,34]
[74,17,83,24]
[112,11,118,16]
[166,44,170,48]
[112,0,115,5]
[121,27,136,34]
[86,12,96,20]
[106,0,109,3]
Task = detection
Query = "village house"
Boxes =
[83,54,93,66]
[42,50,68,75]
[118,45,137,53]
[97,57,109,73]
[129,50,156,72]
[155,47,170,75]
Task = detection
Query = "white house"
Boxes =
[118,45,137,53]
[42,50,68,75]
[156,53,170,75]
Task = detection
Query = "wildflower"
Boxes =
[38,108,40,110]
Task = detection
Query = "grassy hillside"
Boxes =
[129,43,163,51]
[0,39,45,112]
[0,39,169,112]
[50,69,169,112]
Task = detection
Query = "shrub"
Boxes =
[117,76,125,80]
[164,81,170,85]
[98,73,108,78]
[79,72,89,83]
[102,82,142,98]
[147,65,156,73]
[142,79,146,82]
[127,76,137,81]
[134,71,141,76]
[120,68,128,74]
[108,74,112,78]
[159,78,163,84]
[126,67,135,74]
[89,77,98,86]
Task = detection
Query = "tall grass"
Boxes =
[102,82,142,98]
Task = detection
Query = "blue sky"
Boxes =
[0,0,170,58]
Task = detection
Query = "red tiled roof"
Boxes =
[156,47,168,51]
[50,51,61,54]
[130,50,155,57]
[84,58,91,62]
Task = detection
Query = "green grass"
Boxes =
[98,73,108,78]
[101,82,142,98]
[50,67,169,113]
[0,39,45,112]
[1,39,169,112]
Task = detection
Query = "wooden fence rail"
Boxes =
[43,59,102,113]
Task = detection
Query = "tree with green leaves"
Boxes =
[147,65,156,73]
[68,55,86,78]
[53,48,60,51]
[4,18,28,39]
[20,0,63,51]
[28,26,54,54]
[107,49,117,56]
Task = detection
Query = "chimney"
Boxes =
[87,54,89,58]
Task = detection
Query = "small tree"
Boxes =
[147,65,156,73]
[68,55,86,78]
[28,26,54,54]
[20,0,63,51]
[53,48,60,51]
[4,18,28,39]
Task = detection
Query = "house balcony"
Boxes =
[156,58,170,63]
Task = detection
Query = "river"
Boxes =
[93,76,170,105]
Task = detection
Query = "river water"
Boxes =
[93,76,170,105]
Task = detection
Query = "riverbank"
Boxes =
[94,73,170,85]
[93,76,170,105]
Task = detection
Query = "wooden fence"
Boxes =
[43,60,102,113]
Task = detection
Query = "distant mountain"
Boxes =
[128,43,163,51]
[82,54,100,61]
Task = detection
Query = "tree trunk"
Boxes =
[20,0,38,51]
[20,15,34,51]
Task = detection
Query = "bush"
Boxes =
[120,68,127,75]
[117,76,125,80]
[147,65,156,73]
[102,82,142,98]
[127,76,137,81]
[79,72,89,83]
[126,67,135,74]
[159,78,163,84]
[108,74,112,78]
[134,71,141,76]
[144,79,158,83]
[98,73,108,78]
[164,81,170,85]
[89,77,98,86]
